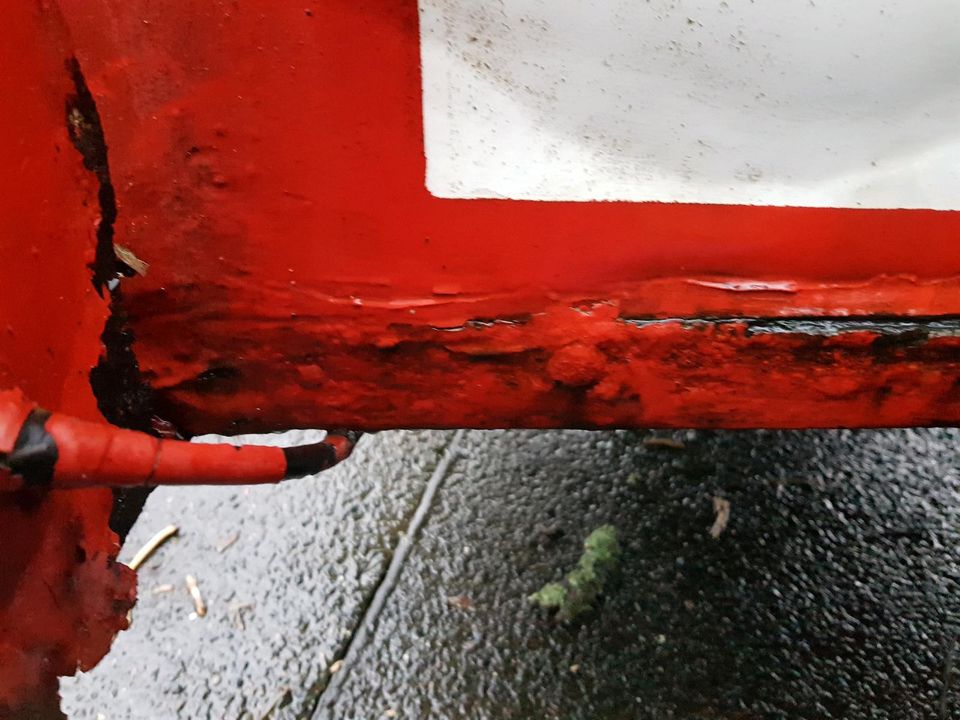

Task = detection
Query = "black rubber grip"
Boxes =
[282,442,338,479]
[8,409,58,487]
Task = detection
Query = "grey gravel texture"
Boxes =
[63,428,960,720]
[61,429,454,720]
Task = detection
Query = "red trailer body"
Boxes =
[1,0,958,712]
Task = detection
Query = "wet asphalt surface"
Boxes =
[62,428,960,719]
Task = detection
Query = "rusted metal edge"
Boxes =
[136,309,960,433]
[620,315,960,337]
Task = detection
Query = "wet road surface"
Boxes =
[63,428,960,719]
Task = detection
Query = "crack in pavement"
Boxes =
[302,430,465,720]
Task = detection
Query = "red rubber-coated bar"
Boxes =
[45,413,287,488]
[0,388,358,489]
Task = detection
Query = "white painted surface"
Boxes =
[419,0,960,209]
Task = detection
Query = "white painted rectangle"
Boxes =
[419,0,960,209]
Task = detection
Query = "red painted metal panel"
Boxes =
[48,0,960,432]
[0,4,134,712]
[1,0,959,710]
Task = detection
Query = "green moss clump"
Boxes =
[529,582,567,609]
[529,524,620,622]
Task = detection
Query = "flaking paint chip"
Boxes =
[114,244,149,277]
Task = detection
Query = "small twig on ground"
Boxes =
[185,574,206,617]
[127,525,179,571]
[228,601,254,630]
[774,476,826,497]
[643,437,685,450]
[216,532,240,553]
[709,497,731,539]
[446,594,474,611]
[151,584,175,595]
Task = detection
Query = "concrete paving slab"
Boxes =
[61,430,455,720]
[62,428,960,720]
[318,428,960,720]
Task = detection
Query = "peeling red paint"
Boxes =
[41,0,959,435]
[1,0,959,709]
[136,299,960,433]
[0,4,134,712]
